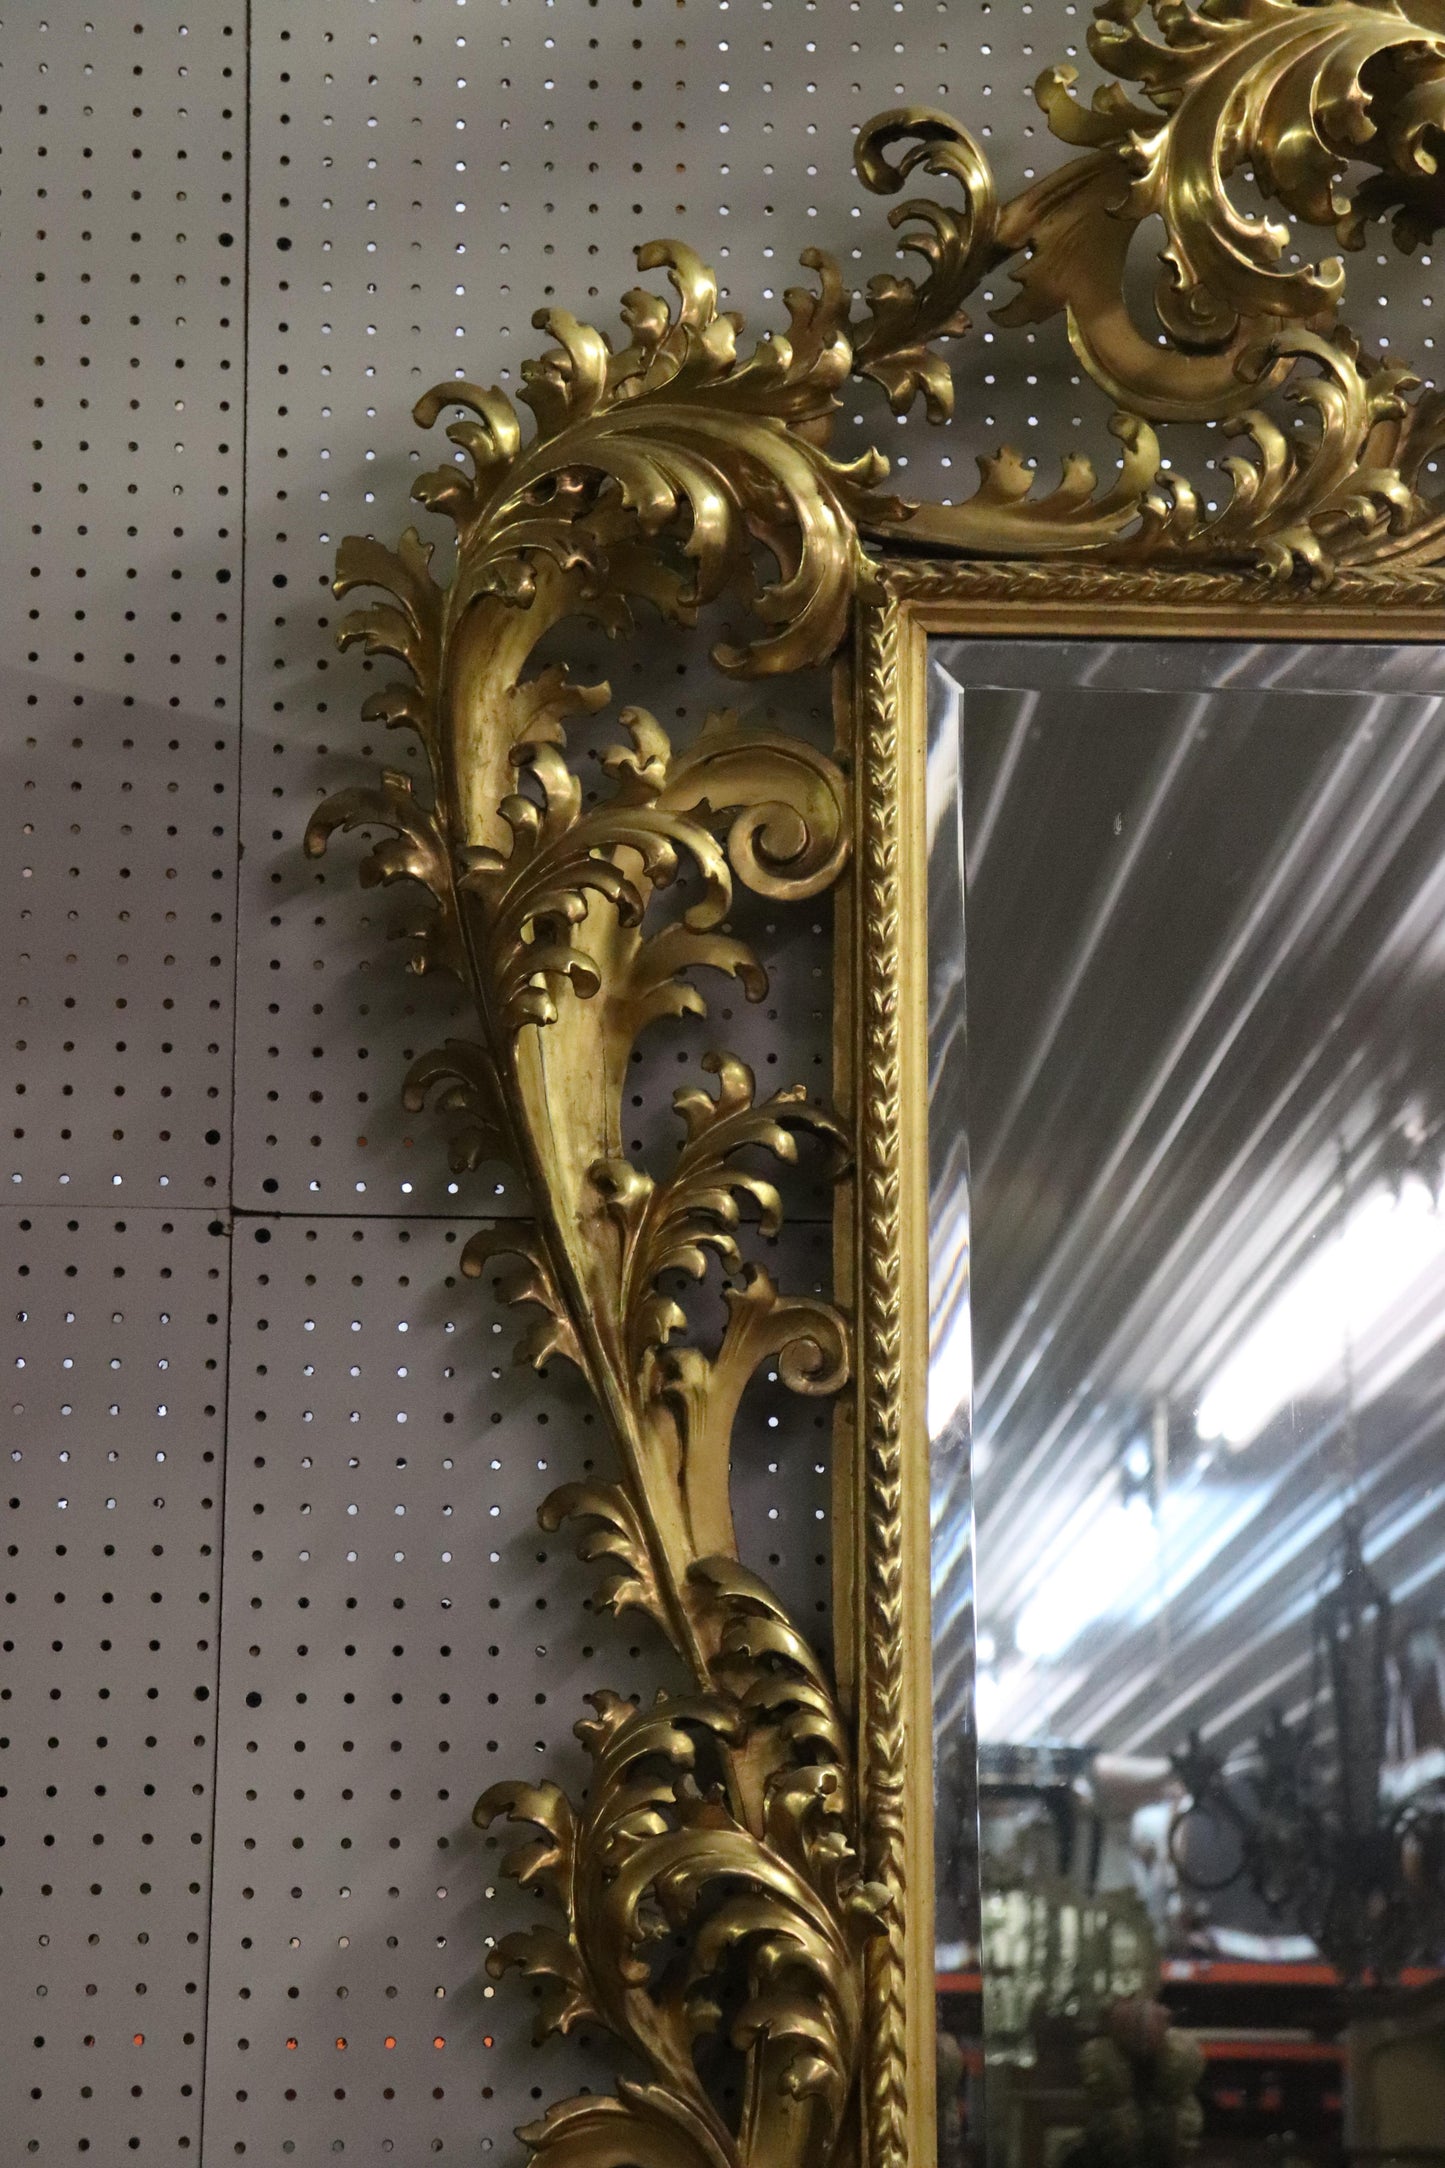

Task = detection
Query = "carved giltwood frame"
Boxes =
[309,7,1445,2163]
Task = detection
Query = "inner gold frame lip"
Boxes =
[843,560,1445,2168]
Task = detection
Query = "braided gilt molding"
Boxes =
[852,587,911,2168]
[882,557,1445,614]
[311,6,1445,2164]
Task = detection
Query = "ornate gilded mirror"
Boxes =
[312,5,1445,2163]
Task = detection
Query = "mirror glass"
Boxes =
[927,640,1445,2167]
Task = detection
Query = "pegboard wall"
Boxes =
[1,2,1437,2159]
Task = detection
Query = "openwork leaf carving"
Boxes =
[459,1225,583,1377]
[855,1,1445,578]
[479,1646,883,2168]
[593,1052,847,1377]
[403,1040,511,1176]
[517,2084,738,2168]
[456,729,732,1033]
[999,0,1445,414]
[656,708,850,904]
[850,108,1001,421]
[314,198,869,2168]
[303,768,463,980]
[695,1557,854,1793]
[405,241,903,680]
[311,10,1445,2167]
[537,1482,665,1629]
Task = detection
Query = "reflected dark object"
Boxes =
[1171,1515,1445,1985]
[1062,2000,1204,2168]
[937,1731,983,1949]
[936,2029,970,2168]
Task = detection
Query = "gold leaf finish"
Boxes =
[311,230,878,2168]
[862,0,1445,578]
[313,7,1445,2164]
[852,587,913,2168]
[405,240,900,681]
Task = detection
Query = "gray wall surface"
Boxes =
[1,2,1436,2159]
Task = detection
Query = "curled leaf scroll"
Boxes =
[312,7,1445,2168]
[309,221,876,2167]
[866,0,1445,579]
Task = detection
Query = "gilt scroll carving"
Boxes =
[311,6,1445,2165]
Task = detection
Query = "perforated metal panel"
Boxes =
[0,1206,228,2160]
[0,3,243,2157]
[2,2,1439,2160]
[200,1215,605,2158]
[0,2,244,1211]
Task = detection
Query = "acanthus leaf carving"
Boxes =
[400,241,902,680]
[853,2,1445,581]
[849,107,1001,422]
[312,11,1445,2167]
[477,1671,882,2168]
[476,1604,884,2165]
[538,1480,667,1630]
[402,1039,512,1175]
[515,2083,739,2168]
[459,1225,584,1377]
[314,200,870,2168]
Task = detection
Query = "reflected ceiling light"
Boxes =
[974,1664,1003,1741]
[928,1302,973,1444]
[1014,1493,1159,1661]
[1123,1436,1152,1485]
[1195,1177,1445,1448]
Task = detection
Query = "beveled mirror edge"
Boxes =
[849,564,1445,2165]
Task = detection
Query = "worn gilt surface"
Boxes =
[312,5,1445,2163]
